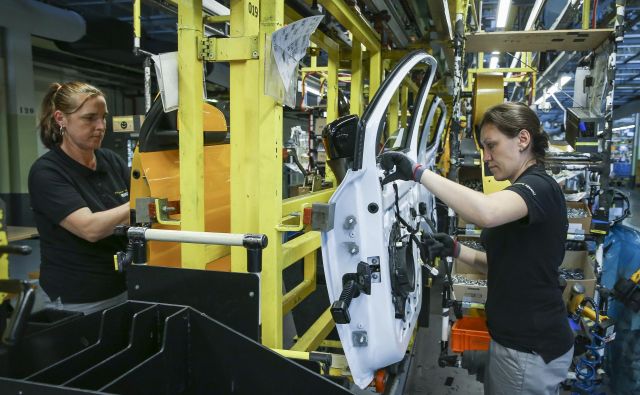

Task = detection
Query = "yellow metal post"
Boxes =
[230,0,260,270]
[582,0,591,29]
[350,39,363,115]
[369,49,382,99]
[326,44,339,123]
[230,0,285,349]
[133,0,141,49]
[178,0,207,268]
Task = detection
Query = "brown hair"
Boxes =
[38,82,105,148]
[479,102,549,164]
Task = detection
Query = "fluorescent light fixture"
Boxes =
[612,125,635,132]
[496,0,511,28]
[559,75,572,86]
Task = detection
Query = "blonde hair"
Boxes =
[38,81,105,148]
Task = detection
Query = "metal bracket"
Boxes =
[275,203,312,232]
[200,36,259,61]
[311,203,335,232]
[155,198,181,226]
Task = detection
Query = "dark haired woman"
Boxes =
[381,102,573,394]
[28,82,130,314]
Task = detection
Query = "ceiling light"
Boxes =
[496,0,511,28]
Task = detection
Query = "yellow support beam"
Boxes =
[317,0,380,53]
[291,308,336,352]
[283,279,315,313]
[326,42,339,123]
[204,14,230,24]
[284,6,339,56]
[582,0,591,30]
[369,49,382,99]
[133,0,141,48]
[350,38,363,115]
[229,0,284,350]
[282,231,320,268]
[403,76,419,94]
[283,252,316,314]
[178,0,206,269]
[282,188,335,217]
[301,66,328,73]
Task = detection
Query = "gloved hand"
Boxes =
[423,233,460,260]
[379,151,425,185]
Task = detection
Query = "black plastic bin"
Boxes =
[25,308,84,335]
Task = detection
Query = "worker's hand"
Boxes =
[424,233,460,259]
[379,151,425,185]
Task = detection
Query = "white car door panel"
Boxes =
[319,51,442,388]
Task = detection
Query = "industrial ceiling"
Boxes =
[28,0,640,130]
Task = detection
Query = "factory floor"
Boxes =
[403,277,484,395]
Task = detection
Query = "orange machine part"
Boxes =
[131,101,231,271]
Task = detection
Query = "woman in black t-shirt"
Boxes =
[29,82,130,314]
[381,102,573,395]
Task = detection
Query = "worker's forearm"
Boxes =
[419,170,492,227]
[88,202,130,240]
[455,244,487,272]
[63,202,131,242]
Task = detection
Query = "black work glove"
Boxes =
[423,233,460,260]
[379,151,425,185]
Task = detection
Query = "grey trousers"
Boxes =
[43,291,128,315]
[484,339,573,395]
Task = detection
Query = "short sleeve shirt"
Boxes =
[28,146,130,303]
[480,165,574,363]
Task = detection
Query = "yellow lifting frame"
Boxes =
[177,0,207,268]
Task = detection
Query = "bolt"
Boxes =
[372,273,379,280]
[249,291,255,297]
[372,258,378,264]
[252,50,258,58]
[358,323,364,329]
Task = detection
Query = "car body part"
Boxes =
[320,50,442,388]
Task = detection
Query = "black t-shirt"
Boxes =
[481,165,574,363]
[28,146,129,303]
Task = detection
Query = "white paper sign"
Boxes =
[271,15,324,93]
[151,51,179,112]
